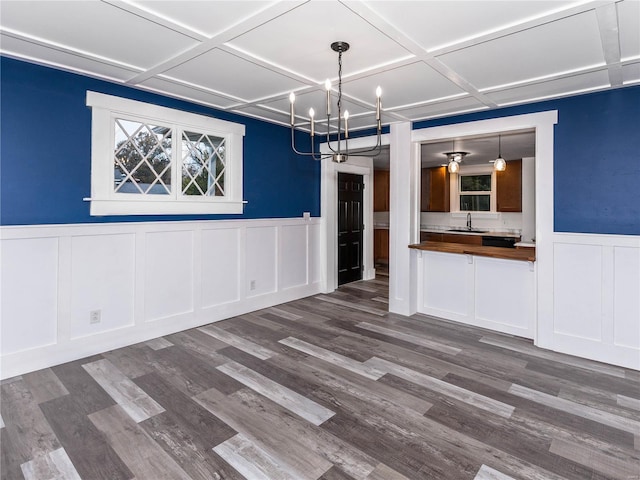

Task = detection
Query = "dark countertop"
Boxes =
[409,241,536,262]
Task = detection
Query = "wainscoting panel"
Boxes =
[0,237,59,355]
[0,218,322,379]
[70,233,136,339]
[553,242,603,341]
[145,230,195,322]
[280,224,307,290]
[421,251,471,317]
[309,223,321,285]
[245,226,277,297]
[475,256,535,337]
[613,246,640,349]
[201,227,240,308]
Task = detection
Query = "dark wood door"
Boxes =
[338,172,364,286]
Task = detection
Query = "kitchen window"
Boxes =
[87,91,245,216]
[458,172,493,212]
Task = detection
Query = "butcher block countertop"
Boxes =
[409,241,536,262]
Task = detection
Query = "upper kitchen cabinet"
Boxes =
[374,169,390,212]
[421,166,450,212]
[497,159,523,212]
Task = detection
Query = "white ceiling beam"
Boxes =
[340,0,498,109]
[123,0,308,86]
[0,28,143,73]
[101,0,209,42]
[595,2,623,86]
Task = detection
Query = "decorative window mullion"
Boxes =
[87,91,245,215]
[172,125,180,201]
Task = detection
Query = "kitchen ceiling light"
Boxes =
[445,141,467,173]
[494,135,507,171]
[289,42,383,163]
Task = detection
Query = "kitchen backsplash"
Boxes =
[420,212,524,235]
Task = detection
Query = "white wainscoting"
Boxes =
[0,218,322,379]
[416,250,535,339]
[540,233,640,369]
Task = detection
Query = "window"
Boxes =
[459,174,491,211]
[87,91,245,215]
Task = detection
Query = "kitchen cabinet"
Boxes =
[421,232,443,242]
[421,167,450,212]
[374,228,389,262]
[441,233,482,245]
[374,170,390,212]
[497,159,522,212]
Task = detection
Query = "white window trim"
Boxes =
[86,91,245,216]
[451,164,497,213]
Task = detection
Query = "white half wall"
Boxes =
[0,217,322,379]
[546,233,640,369]
[416,250,535,339]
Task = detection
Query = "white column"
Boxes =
[534,119,556,348]
[521,156,536,243]
[389,122,418,316]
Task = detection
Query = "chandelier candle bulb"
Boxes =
[309,108,315,137]
[344,110,349,138]
[325,79,332,116]
[289,92,296,126]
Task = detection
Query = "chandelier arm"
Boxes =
[290,126,320,157]
[290,125,327,161]
[342,127,383,156]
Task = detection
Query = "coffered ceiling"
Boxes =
[1,0,638,134]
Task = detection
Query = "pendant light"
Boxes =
[494,135,507,172]
[446,140,467,173]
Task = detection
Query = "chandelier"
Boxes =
[289,41,383,163]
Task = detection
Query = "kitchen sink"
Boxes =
[446,228,488,233]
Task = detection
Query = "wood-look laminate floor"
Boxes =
[2,275,639,480]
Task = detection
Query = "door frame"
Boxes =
[320,134,390,293]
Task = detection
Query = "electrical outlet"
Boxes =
[250,280,256,291]
[89,309,101,324]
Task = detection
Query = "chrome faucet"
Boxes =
[466,212,472,230]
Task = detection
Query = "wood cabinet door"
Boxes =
[374,229,389,261]
[497,159,522,212]
[441,233,483,245]
[421,167,450,212]
[420,232,443,242]
[374,170,390,212]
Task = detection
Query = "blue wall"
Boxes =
[0,57,320,225]
[2,57,639,234]
[413,86,640,235]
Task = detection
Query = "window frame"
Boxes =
[86,91,245,216]
[454,165,497,213]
